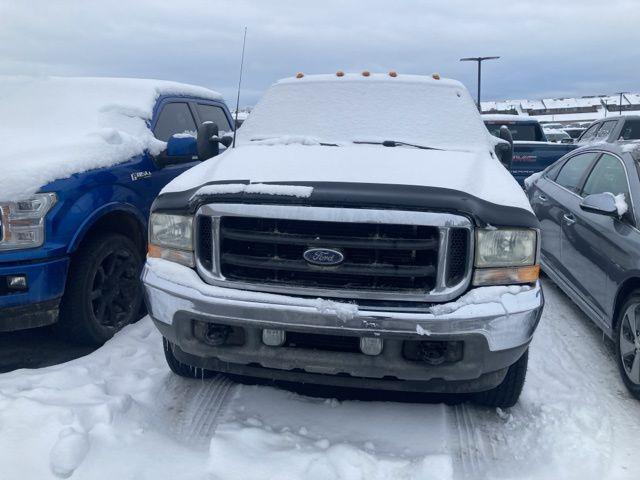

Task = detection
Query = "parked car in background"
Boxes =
[143,72,544,408]
[576,115,640,145]
[483,115,577,185]
[525,142,640,399]
[563,126,587,141]
[0,76,233,344]
[544,128,572,143]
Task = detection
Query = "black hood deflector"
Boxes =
[153,181,539,229]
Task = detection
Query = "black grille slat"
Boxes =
[221,253,436,277]
[220,226,439,250]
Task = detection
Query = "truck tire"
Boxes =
[614,293,640,400]
[57,233,143,345]
[163,337,216,379]
[474,349,528,408]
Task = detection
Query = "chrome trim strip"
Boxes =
[195,203,474,302]
[540,255,612,337]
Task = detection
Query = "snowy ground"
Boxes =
[1,278,639,480]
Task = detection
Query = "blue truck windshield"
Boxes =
[485,122,542,142]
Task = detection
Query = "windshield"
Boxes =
[485,122,543,141]
[237,75,491,151]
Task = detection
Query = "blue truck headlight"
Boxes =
[148,213,194,267]
[0,193,57,251]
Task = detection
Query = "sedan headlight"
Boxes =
[148,213,194,267]
[0,193,57,251]
[473,228,539,286]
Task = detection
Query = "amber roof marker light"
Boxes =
[296,72,304,79]
[388,71,398,77]
[336,71,345,77]
[362,71,371,77]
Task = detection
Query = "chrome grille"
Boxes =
[195,204,473,303]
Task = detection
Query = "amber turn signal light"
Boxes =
[473,265,540,286]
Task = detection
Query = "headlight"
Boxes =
[474,228,539,286]
[475,229,536,267]
[148,213,194,267]
[0,193,57,251]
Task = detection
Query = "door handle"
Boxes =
[563,213,576,225]
[537,193,547,202]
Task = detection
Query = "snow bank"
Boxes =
[208,421,452,480]
[3,280,640,479]
[0,76,222,201]
[191,182,314,199]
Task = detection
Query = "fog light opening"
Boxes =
[262,328,286,347]
[193,320,232,346]
[7,275,27,291]
[359,337,383,356]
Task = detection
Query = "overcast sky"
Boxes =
[1,0,638,106]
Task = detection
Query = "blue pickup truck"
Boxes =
[0,77,232,344]
[483,115,577,185]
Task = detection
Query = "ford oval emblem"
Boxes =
[303,248,344,266]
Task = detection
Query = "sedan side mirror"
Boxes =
[197,122,220,161]
[580,193,619,217]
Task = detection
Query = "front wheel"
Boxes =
[57,233,143,345]
[163,337,216,379]
[474,349,528,408]
[615,294,640,399]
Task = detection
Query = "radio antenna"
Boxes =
[232,27,247,148]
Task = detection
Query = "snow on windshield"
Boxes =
[0,76,222,201]
[236,74,491,152]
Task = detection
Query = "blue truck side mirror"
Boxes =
[166,135,198,157]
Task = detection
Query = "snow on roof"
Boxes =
[575,97,604,107]
[626,93,640,105]
[482,114,536,123]
[521,99,545,110]
[0,76,222,201]
[237,73,492,152]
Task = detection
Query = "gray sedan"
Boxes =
[526,141,640,399]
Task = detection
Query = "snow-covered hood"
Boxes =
[161,144,532,212]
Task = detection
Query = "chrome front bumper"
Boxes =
[142,258,543,352]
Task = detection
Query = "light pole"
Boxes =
[460,56,500,112]
[615,92,628,115]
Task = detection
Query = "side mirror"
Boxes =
[495,126,513,169]
[166,134,197,157]
[580,193,619,217]
[220,134,233,148]
[197,122,220,161]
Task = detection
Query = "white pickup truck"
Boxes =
[142,73,544,407]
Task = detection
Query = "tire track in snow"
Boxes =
[147,373,237,447]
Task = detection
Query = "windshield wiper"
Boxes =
[249,137,339,147]
[353,140,442,151]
